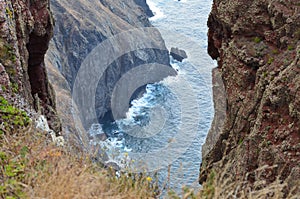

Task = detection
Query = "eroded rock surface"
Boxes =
[0,0,60,133]
[202,68,226,158]
[200,0,300,197]
[133,0,154,17]
[46,0,173,129]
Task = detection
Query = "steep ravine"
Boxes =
[3,0,299,197]
[200,0,300,197]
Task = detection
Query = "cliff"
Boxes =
[0,0,60,133]
[200,0,300,197]
[46,0,172,131]
[133,0,154,17]
[202,68,226,158]
[0,1,168,197]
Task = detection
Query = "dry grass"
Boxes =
[0,124,157,199]
[2,125,297,199]
[199,164,300,199]
[1,99,298,199]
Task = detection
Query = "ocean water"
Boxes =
[89,0,215,194]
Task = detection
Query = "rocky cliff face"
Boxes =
[0,0,60,133]
[133,0,154,17]
[46,0,171,129]
[200,0,300,197]
[202,68,226,158]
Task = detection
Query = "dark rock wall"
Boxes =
[201,68,226,158]
[0,0,60,133]
[201,0,300,197]
[133,0,154,17]
[47,0,170,128]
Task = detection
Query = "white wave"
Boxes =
[88,123,104,136]
[146,0,165,21]
[118,86,155,129]
[124,146,132,152]
[88,123,132,168]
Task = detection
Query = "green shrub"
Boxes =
[201,171,216,199]
[272,49,279,54]
[0,96,30,133]
[238,138,244,145]
[0,43,16,63]
[1,85,7,92]
[254,37,262,43]
[267,57,274,64]
[287,45,294,51]
[11,83,18,93]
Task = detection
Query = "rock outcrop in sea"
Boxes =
[170,47,188,62]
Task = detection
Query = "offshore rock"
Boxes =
[200,0,300,197]
[170,47,188,62]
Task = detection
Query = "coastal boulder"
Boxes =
[170,47,187,62]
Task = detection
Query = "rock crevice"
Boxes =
[0,0,60,133]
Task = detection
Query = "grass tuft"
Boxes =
[0,120,158,198]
